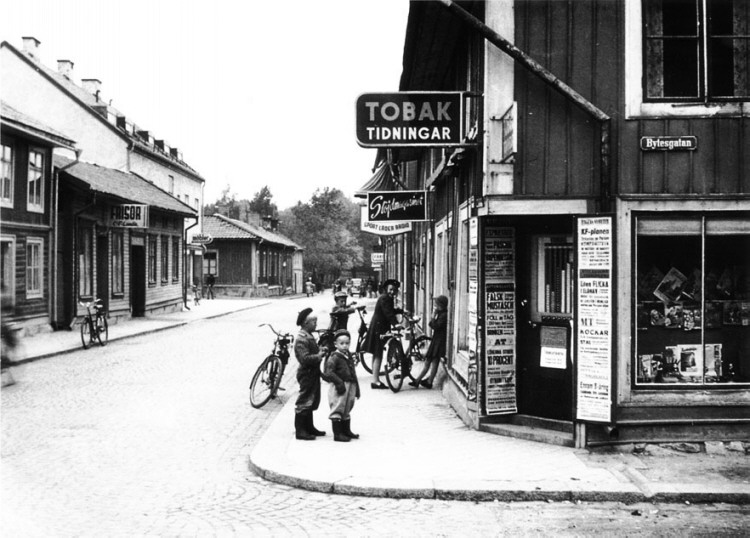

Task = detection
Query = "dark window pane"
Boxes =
[707,0,734,35]
[661,0,698,36]
[663,39,700,96]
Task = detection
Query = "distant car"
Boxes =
[348,278,364,297]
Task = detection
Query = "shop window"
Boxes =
[1,237,15,305]
[172,236,180,281]
[160,235,169,283]
[203,251,217,277]
[26,238,43,298]
[531,235,574,323]
[78,227,93,298]
[148,236,157,284]
[643,0,749,101]
[635,216,750,386]
[456,219,470,352]
[112,231,124,295]
[1,143,13,207]
[27,148,44,213]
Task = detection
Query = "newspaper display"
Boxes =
[576,217,613,423]
[484,227,517,414]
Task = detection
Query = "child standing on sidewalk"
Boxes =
[324,329,361,442]
[329,291,364,332]
[411,295,448,389]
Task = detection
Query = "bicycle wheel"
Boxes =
[406,336,430,382]
[384,339,404,392]
[80,319,92,349]
[249,355,282,409]
[96,315,109,346]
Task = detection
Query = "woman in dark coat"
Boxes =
[293,307,326,440]
[362,279,402,389]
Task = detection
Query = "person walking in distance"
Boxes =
[293,308,327,440]
[361,279,402,389]
[324,329,361,442]
[205,273,216,300]
[410,295,448,389]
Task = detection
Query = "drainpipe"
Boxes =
[435,0,612,212]
[183,216,199,309]
[52,149,82,328]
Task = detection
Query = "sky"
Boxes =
[0,0,410,209]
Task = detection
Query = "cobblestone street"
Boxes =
[2,298,748,536]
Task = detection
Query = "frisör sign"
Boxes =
[367,191,426,222]
[110,204,148,228]
[356,92,464,147]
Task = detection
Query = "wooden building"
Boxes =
[201,214,303,297]
[1,102,76,335]
[368,0,749,447]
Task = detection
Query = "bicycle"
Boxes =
[79,298,108,349]
[382,312,431,393]
[250,324,293,408]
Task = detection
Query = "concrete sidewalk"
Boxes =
[250,377,750,504]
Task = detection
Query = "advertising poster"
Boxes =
[484,226,516,415]
[576,216,613,423]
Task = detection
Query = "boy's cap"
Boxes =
[334,291,348,299]
[334,329,350,340]
[434,295,449,309]
[383,279,401,289]
[296,307,313,326]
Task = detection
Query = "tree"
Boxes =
[279,188,364,286]
[248,186,277,217]
[203,184,241,219]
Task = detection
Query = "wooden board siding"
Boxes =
[213,240,254,285]
[514,0,748,199]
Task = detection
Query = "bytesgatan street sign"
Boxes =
[356,92,464,147]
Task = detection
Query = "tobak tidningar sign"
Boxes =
[356,92,464,147]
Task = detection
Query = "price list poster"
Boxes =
[576,216,613,423]
[484,227,517,414]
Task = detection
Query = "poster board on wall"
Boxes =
[484,226,517,415]
[575,216,614,423]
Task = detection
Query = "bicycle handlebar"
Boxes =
[258,323,293,340]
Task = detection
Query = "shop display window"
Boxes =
[634,216,750,386]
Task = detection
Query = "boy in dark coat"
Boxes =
[324,329,361,442]
[361,279,402,389]
[293,307,327,440]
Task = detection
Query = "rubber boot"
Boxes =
[342,419,359,439]
[331,419,350,442]
[294,413,315,441]
[306,411,326,437]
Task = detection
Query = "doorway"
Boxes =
[130,245,146,317]
[96,234,108,313]
[515,217,575,421]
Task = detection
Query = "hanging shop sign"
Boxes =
[640,136,697,151]
[360,207,412,236]
[575,216,614,423]
[371,252,384,264]
[110,204,149,228]
[356,92,464,147]
[192,233,213,245]
[367,191,426,222]
[484,227,517,415]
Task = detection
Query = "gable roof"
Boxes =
[203,214,302,250]
[54,155,197,217]
[1,101,76,150]
[1,40,204,182]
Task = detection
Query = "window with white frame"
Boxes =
[161,235,169,283]
[1,144,13,207]
[643,0,749,101]
[148,235,157,284]
[26,237,43,298]
[172,236,180,281]
[456,219,470,353]
[626,0,749,116]
[27,149,44,212]
[203,251,217,277]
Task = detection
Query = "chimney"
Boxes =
[81,78,102,100]
[57,59,74,79]
[22,36,41,59]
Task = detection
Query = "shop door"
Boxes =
[96,235,109,313]
[516,229,574,421]
[130,245,146,317]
